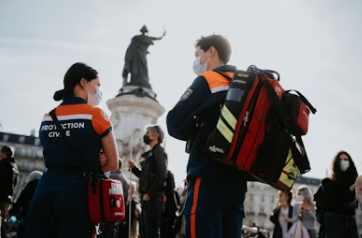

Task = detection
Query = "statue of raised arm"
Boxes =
[122,25,166,89]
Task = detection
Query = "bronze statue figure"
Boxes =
[122,25,166,89]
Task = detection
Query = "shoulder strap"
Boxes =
[214,71,233,80]
[49,109,82,167]
[285,90,317,114]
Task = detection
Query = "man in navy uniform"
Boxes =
[167,34,253,238]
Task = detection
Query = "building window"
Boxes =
[19,136,25,143]
[2,134,10,142]
[14,147,21,156]
[260,207,265,213]
[260,194,265,202]
[271,195,275,203]
[31,149,37,158]
[34,138,41,146]
[250,194,254,202]
[37,150,43,158]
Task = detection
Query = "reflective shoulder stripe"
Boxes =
[211,85,230,94]
[202,71,233,94]
[42,114,93,122]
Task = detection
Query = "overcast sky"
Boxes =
[0,0,361,186]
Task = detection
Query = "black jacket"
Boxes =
[0,157,19,203]
[314,178,356,216]
[9,179,39,220]
[131,143,167,198]
[270,206,294,238]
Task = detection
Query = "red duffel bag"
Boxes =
[88,177,125,224]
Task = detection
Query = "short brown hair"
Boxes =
[196,34,232,64]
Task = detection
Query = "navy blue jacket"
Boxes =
[167,65,252,187]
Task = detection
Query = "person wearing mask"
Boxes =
[270,190,294,238]
[166,34,255,238]
[8,170,43,238]
[22,62,119,238]
[128,125,168,238]
[314,151,359,238]
[293,186,317,238]
[0,145,19,238]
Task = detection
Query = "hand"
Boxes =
[143,194,151,201]
[99,152,107,167]
[128,161,136,169]
[285,218,292,223]
[276,202,281,209]
[135,209,140,218]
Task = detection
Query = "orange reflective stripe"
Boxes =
[202,71,234,94]
[190,178,202,238]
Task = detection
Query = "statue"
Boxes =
[122,25,166,89]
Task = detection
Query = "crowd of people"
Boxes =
[0,32,361,238]
[270,151,361,238]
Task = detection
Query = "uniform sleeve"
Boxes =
[92,108,113,138]
[166,76,211,141]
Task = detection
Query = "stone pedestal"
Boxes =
[107,88,165,182]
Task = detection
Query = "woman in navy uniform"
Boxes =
[23,63,119,238]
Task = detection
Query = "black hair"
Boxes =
[195,34,232,64]
[53,62,98,101]
[330,150,358,185]
[1,146,14,158]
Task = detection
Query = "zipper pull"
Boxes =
[244,111,249,127]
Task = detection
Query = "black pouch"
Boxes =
[251,123,292,184]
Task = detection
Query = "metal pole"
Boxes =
[128,133,133,238]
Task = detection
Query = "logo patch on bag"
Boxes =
[180,88,193,101]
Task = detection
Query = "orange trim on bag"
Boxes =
[190,178,202,238]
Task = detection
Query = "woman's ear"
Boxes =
[79,78,87,88]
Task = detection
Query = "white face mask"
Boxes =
[193,56,207,76]
[340,160,350,172]
[86,83,102,107]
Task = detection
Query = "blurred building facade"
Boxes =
[0,131,45,197]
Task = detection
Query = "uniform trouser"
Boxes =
[182,177,246,238]
[22,170,96,238]
[324,212,359,238]
[140,194,165,238]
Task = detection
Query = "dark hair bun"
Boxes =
[53,89,68,101]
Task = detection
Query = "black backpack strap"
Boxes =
[49,109,82,168]
[214,71,233,80]
[285,90,317,114]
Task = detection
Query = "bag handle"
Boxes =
[285,90,317,114]
[292,136,311,174]
[247,65,280,81]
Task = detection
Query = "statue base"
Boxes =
[116,86,157,100]
[106,93,165,182]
